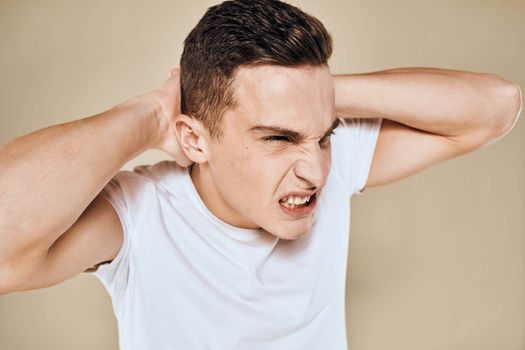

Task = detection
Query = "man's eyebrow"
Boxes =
[248,118,341,142]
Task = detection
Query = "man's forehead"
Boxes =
[228,64,336,137]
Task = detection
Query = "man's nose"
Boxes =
[293,145,330,190]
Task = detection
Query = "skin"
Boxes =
[177,64,337,240]
[1,60,518,294]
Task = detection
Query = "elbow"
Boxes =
[0,240,25,296]
[461,79,522,151]
[0,260,18,296]
[490,78,522,138]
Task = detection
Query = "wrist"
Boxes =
[108,92,166,153]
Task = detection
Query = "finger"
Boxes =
[162,71,180,88]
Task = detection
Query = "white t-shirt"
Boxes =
[89,117,383,350]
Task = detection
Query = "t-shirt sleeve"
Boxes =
[330,117,383,197]
[86,169,153,295]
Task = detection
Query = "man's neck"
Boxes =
[189,163,258,229]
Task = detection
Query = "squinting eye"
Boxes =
[263,130,336,145]
[264,136,290,143]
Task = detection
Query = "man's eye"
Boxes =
[263,130,336,145]
[264,136,290,143]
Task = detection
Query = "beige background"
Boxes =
[0,0,523,349]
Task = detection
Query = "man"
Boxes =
[0,0,521,349]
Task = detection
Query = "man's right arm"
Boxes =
[0,69,189,294]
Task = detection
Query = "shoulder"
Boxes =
[116,160,190,197]
[330,117,382,163]
[329,117,383,196]
[116,160,186,184]
[102,161,189,223]
[106,161,178,199]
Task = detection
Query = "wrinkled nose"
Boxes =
[293,145,331,190]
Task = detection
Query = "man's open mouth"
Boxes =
[279,192,317,209]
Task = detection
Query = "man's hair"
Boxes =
[179,0,333,142]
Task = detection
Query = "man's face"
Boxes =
[204,64,337,240]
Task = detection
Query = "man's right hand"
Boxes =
[115,67,194,167]
[152,68,194,167]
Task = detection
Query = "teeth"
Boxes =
[280,195,311,208]
[282,202,296,209]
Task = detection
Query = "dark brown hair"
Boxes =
[180,0,333,141]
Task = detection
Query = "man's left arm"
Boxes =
[334,67,522,190]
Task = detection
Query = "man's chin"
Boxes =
[264,226,312,241]
[276,233,303,241]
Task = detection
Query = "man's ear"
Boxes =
[174,114,210,164]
